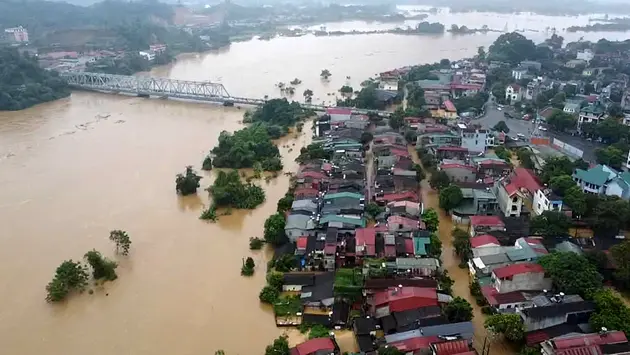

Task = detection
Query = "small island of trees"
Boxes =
[320,69,331,79]
[210,125,283,171]
[208,170,266,209]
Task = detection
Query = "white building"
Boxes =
[627,151,630,170]
[4,26,29,43]
[505,84,523,103]
[512,68,528,80]
[533,189,564,216]
[576,49,594,63]
[458,125,488,153]
[139,51,156,62]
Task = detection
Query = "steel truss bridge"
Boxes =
[60,72,391,116]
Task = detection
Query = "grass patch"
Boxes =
[273,295,303,316]
[334,268,364,298]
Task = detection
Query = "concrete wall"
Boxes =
[494,272,552,294]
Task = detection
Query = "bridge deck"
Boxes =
[60,72,391,116]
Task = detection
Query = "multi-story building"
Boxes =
[4,26,29,43]
[533,189,564,216]
[505,84,523,103]
[577,102,607,130]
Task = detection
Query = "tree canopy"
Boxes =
[595,146,625,170]
[211,125,283,171]
[264,213,287,245]
[443,297,474,322]
[0,48,70,111]
[530,211,571,240]
[610,241,630,291]
[243,98,305,131]
[589,289,630,337]
[488,32,538,64]
[538,252,603,298]
[264,336,290,355]
[546,109,577,132]
[45,260,89,302]
[485,313,525,342]
[175,166,202,196]
[421,208,439,233]
[439,185,463,211]
[208,170,266,210]
[429,170,451,190]
[452,228,471,261]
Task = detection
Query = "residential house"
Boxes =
[439,163,477,183]
[321,192,365,216]
[451,188,499,224]
[283,273,316,291]
[563,101,581,114]
[512,67,528,80]
[473,155,511,178]
[533,189,564,216]
[505,84,524,103]
[434,146,469,161]
[370,287,439,318]
[491,263,552,294]
[387,201,422,218]
[392,258,440,277]
[319,215,365,230]
[577,101,607,129]
[433,100,458,119]
[458,125,488,154]
[387,215,421,233]
[470,234,500,249]
[431,339,476,355]
[520,294,595,332]
[286,214,316,241]
[540,331,629,355]
[300,272,335,309]
[417,133,462,148]
[573,164,618,195]
[469,215,505,237]
[566,59,586,68]
[576,49,594,63]
[291,199,319,215]
[326,108,352,122]
[355,227,376,260]
[290,337,339,355]
[388,335,442,353]
[353,317,378,353]
[385,322,475,344]
[481,288,534,312]
[494,178,527,217]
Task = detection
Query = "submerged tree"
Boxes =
[84,250,118,281]
[320,69,331,79]
[202,155,213,170]
[175,166,202,196]
[45,260,90,302]
[109,230,131,256]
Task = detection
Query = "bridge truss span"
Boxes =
[61,72,231,100]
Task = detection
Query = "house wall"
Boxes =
[330,113,352,122]
[285,228,315,241]
[605,181,629,200]
[461,131,487,153]
[533,190,564,215]
[493,272,552,294]
[443,167,477,183]
[496,186,523,217]
[522,313,569,332]
[497,300,532,312]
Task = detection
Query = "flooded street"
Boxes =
[0,9,623,354]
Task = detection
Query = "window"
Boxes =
[511,205,518,211]
[512,196,519,203]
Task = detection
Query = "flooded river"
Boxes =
[0,9,624,355]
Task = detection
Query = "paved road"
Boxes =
[474,103,603,163]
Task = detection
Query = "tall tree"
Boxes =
[264,213,287,245]
[488,32,537,64]
[538,252,603,298]
[109,230,131,256]
[485,313,525,342]
[564,186,588,217]
[175,166,202,196]
[550,175,577,196]
[429,170,451,190]
[452,228,471,261]
[493,121,510,133]
[421,208,439,232]
[610,241,630,290]
[591,197,630,237]
[589,289,630,337]
[530,211,571,240]
[264,336,290,355]
[443,296,474,322]
[439,185,463,212]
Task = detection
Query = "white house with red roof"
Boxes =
[491,263,552,294]
[470,234,500,249]
[494,168,543,217]
[505,83,524,103]
[469,215,505,237]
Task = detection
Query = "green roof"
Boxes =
[573,164,614,186]
[580,103,605,115]
[319,215,366,227]
[620,171,630,185]
[413,237,430,256]
[324,192,363,200]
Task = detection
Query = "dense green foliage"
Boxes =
[264,213,287,245]
[530,211,571,240]
[202,156,213,171]
[421,208,439,233]
[296,143,332,163]
[590,289,630,337]
[610,242,630,291]
[208,170,266,209]
[538,252,603,298]
[429,170,450,190]
[266,271,284,291]
[276,193,294,214]
[488,32,540,64]
[84,250,118,281]
[211,125,283,171]
[439,185,463,211]
[365,202,385,220]
[249,237,264,250]
[45,260,89,302]
[264,336,290,355]
[452,228,471,261]
[378,347,405,355]
[547,109,577,132]
[109,230,131,256]
[271,254,297,272]
[595,146,625,170]
[443,297,474,322]
[485,313,525,342]
[0,48,70,111]
[199,206,218,222]
[241,257,255,276]
[175,166,202,196]
[308,325,331,339]
[243,99,306,134]
[259,285,280,304]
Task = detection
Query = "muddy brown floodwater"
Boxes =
[0,92,313,355]
[411,148,516,355]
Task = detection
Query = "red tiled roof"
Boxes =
[384,245,396,257]
[470,234,500,248]
[443,100,457,112]
[298,171,327,180]
[356,228,376,256]
[440,163,476,172]
[437,146,468,152]
[493,263,544,279]
[480,285,499,306]
[508,83,521,90]
[293,337,336,355]
[373,287,438,308]
[404,238,414,254]
[322,163,333,172]
[556,345,602,355]
[433,340,470,355]
[470,215,504,227]
[524,237,543,245]
[478,159,509,166]
[376,191,419,203]
[390,148,411,157]
[511,168,543,194]
[388,215,420,229]
[326,108,352,115]
[294,187,319,198]
[297,236,308,249]
[553,331,627,350]
[505,183,520,196]
[450,83,482,91]
[389,336,441,352]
